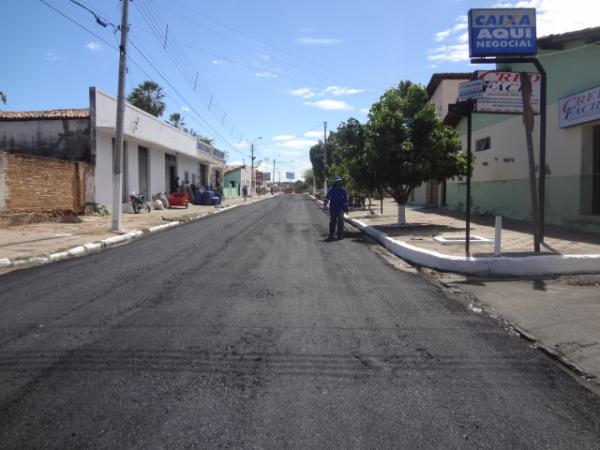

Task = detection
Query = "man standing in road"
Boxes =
[324,176,348,240]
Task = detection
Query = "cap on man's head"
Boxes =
[334,176,343,182]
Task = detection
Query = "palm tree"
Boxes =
[0,91,6,105]
[127,81,165,117]
[167,112,185,129]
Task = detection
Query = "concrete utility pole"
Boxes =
[272,159,276,187]
[250,137,262,197]
[250,143,255,197]
[111,0,130,232]
[323,121,328,195]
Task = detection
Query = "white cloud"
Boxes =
[427,43,469,62]
[254,71,278,78]
[359,108,370,114]
[272,135,296,142]
[322,86,365,96]
[276,138,319,149]
[212,59,225,65]
[303,131,323,138]
[181,106,190,112]
[290,87,316,98]
[44,50,58,62]
[428,1,600,64]
[296,36,341,45]
[257,53,270,61]
[85,41,102,51]
[236,140,249,149]
[304,99,353,111]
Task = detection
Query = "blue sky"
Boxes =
[1,0,597,179]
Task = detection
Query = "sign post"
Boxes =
[468,7,547,250]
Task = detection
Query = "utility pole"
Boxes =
[111,0,130,232]
[323,121,328,195]
[250,143,255,197]
[272,159,276,187]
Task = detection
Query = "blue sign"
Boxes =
[285,172,295,180]
[469,8,537,57]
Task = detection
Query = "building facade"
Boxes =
[445,27,600,232]
[0,87,226,214]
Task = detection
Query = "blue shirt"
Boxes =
[325,186,348,213]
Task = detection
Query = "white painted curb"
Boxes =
[346,216,600,277]
[1,195,277,272]
[309,194,600,277]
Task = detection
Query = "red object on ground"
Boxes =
[168,192,189,208]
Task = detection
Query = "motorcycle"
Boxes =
[130,191,151,213]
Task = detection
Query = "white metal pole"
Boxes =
[494,215,502,257]
[111,0,130,232]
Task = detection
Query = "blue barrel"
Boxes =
[211,196,221,206]
[200,191,212,205]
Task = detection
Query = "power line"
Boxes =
[133,0,248,144]
[128,39,248,157]
[38,0,247,158]
[163,0,384,91]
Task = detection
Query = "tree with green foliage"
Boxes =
[303,168,315,190]
[366,81,465,223]
[309,131,337,189]
[127,81,166,117]
[167,112,185,129]
[329,118,379,207]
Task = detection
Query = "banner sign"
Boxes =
[262,172,271,181]
[285,172,295,180]
[469,8,537,57]
[475,71,541,114]
[559,85,600,128]
[458,80,483,102]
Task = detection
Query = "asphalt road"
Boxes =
[1,194,600,449]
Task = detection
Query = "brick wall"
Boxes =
[0,151,94,213]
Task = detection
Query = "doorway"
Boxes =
[593,126,600,214]
[138,146,149,198]
[165,154,177,194]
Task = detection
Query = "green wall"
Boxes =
[447,175,600,232]
[223,169,241,198]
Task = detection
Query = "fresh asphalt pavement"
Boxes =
[1,194,600,449]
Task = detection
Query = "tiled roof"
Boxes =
[539,26,600,49]
[426,73,472,97]
[0,108,90,121]
[224,164,245,173]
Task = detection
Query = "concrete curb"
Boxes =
[1,196,276,272]
[310,195,600,277]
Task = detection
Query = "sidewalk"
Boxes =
[344,198,600,277]
[0,194,275,268]
[438,273,600,384]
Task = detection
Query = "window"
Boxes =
[476,137,491,152]
[184,171,190,183]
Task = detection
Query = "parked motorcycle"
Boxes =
[130,191,151,213]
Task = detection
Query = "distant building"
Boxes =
[223,164,252,198]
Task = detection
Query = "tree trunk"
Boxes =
[520,72,540,252]
[397,203,406,224]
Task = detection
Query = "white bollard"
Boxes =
[494,215,502,257]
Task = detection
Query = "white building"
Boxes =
[93,88,224,210]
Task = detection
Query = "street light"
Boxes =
[250,136,262,196]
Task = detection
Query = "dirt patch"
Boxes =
[0,210,82,227]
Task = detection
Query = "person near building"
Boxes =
[324,176,348,240]
[242,184,249,201]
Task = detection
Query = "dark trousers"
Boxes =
[329,210,345,237]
